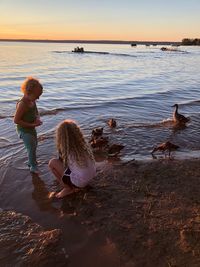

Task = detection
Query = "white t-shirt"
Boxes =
[67,156,96,188]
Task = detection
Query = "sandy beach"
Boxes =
[1,157,200,267]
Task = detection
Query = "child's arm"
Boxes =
[14,101,41,128]
[35,104,43,125]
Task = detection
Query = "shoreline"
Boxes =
[1,157,200,266]
[0,38,180,46]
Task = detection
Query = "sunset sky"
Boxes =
[0,0,199,41]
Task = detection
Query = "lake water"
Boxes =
[1,41,200,266]
[0,41,200,169]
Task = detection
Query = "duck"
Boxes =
[107,144,124,156]
[90,136,109,150]
[172,104,190,124]
[108,118,117,128]
[91,127,104,139]
[151,141,179,157]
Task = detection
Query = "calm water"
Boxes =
[0,41,200,169]
[1,41,200,266]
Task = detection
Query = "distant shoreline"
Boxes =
[0,38,180,46]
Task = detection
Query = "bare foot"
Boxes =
[55,188,75,198]
[48,191,56,199]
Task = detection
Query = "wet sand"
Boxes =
[1,156,200,267]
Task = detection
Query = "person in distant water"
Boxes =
[49,120,96,198]
[14,77,43,174]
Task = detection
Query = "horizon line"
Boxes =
[0,38,181,45]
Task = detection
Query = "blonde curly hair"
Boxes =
[21,77,43,95]
[56,120,94,168]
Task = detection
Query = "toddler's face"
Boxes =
[32,86,43,100]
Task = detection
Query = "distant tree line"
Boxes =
[181,38,200,45]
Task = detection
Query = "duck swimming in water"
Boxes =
[108,118,117,128]
[151,141,179,158]
[91,127,104,139]
[172,104,190,124]
[90,136,109,150]
[107,144,124,156]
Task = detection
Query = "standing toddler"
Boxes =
[14,77,43,174]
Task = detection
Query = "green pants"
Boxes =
[18,130,38,170]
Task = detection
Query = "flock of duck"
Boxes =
[89,118,125,157]
[89,104,190,159]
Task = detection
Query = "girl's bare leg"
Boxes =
[48,158,63,182]
[48,158,75,198]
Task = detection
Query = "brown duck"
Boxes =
[172,104,190,124]
[108,118,117,128]
[151,141,179,157]
[90,137,109,149]
[91,127,104,139]
[107,144,124,156]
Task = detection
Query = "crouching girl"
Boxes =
[49,120,96,198]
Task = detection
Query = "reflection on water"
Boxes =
[171,123,188,134]
[32,174,58,213]
[0,42,200,162]
[0,41,200,266]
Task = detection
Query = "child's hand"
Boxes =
[34,118,43,126]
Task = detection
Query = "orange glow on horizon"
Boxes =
[0,21,196,42]
[0,31,182,42]
[0,1,199,43]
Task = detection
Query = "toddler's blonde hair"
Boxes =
[56,120,94,168]
[21,77,43,95]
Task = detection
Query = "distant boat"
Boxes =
[72,46,84,53]
[131,43,137,47]
[72,47,109,55]
[161,47,180,52]
[171,44,180,47]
